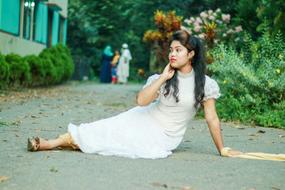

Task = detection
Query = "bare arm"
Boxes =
[203,99,243,157]
[136,63,175,106]
[203,99,224,155]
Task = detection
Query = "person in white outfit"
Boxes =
[117,43,132,84]
[27,30,241,159]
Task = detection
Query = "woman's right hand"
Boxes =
[160,63,175,81]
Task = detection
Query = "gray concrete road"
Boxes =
[0,81,284,190]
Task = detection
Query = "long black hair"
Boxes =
[164,30,206,108]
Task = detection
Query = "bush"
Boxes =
[0,52,10,89]
[39,44,74,85]
[24,55,46,86]
[53,44,74,81]
[5,53,31,86]
[1,45,74,88]
[39,44,74,84]
[209,32,285,128]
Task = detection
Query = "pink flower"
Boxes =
[235,26,243,32]
[215,8,221,13]
[194,25,201,32]
[209,15,215,20]
[184,19,192,25]
[222,14,231,23]
[198,33,205,39]
[200,12,208,18]
[227,29,234,34]
[196,17,202,24]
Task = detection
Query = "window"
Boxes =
[23,0,36,40]
[0,0,20,35]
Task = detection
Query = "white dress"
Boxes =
[117,49,132,83]
[68,69,221,159]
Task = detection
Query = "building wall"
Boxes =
[0,0,68,56]
[48,0,68,18]
[0,32,46,56]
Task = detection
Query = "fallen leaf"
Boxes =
[181,186,193,190]
[50,167,58,173]
[0,176,9,183]
[257,130,266,134]
[10,120,22,126]
[272,187,280,190]
[151,182,168,188]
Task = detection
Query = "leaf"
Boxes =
[50,167,58,173]
[0,121,9,127]
[0,176,9,183]
[257,130,266,133]
[151,182,168,188]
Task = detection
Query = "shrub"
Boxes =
[39,44,74,84]
[209,32,285,128]
[0,52,10,89]
[53,44,74,81]
[24,55,46,86]
[39,49,60,85]
[5,53,31,86]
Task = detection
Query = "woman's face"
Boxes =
[168,40,193,69]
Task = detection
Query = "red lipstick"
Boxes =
[170,57,176,62]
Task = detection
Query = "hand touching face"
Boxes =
[161,63,175,81]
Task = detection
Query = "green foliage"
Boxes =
[67,0,241,76]
[209,32,285,128]
[235,0,260,39]
[235,0,285,39]
[0,52,10,89]
[39,49,58,85]
[24,55,46,86]
[39,44,74,85]
[1,45,74,88]
[256,0,285,35]
[5,53,31,86]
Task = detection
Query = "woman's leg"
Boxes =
[29,133,79,151]
[38,137,72,150]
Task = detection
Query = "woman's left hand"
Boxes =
[221,147,243,157]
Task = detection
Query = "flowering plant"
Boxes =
[143,10,182,72]
[183,9,243,49]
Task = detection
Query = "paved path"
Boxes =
[0,82,284,190]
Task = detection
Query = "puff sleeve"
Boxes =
[203,76,221,101]
[142,74,162,101]
[142,74,161,89]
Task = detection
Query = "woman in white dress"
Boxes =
[27,30,241,159]
[117,43,132,84]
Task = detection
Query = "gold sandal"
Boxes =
[27,137,40,152]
